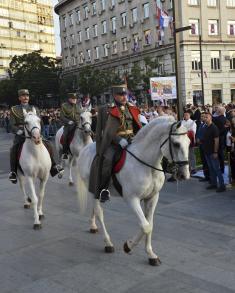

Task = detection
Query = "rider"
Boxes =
[8,89,64,184]
[89,84,142,202]
[60,92,82,160]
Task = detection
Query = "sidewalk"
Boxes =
[0,131,235,293]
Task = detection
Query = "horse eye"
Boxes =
[173,142,180,148]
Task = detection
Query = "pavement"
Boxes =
[0,128,235,293]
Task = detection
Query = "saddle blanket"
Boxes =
[113,149,126,173]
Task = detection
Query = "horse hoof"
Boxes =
[33,224,42,230]
[69,182,74,186]
[24,204,30,209]
[149,257,161,266]
[39,215,45,220]
[90,228,98,234]
[123,242,131,254]
[104,246,114,253]
[27,197,32,203]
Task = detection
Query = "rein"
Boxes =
[24,125,41,139]
[125,122,189,173]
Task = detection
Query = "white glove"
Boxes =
[68,120,74,125]
[119,138,128,149]
[17,129,23,135]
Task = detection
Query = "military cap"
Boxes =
[68,92,77,99]
[112,84,128,95]
[18,89,29,96]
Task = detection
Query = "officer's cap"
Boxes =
[68,92,77,99]
[112,84,128,95]
[18,89,29,96]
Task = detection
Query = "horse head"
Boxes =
[161,121,190,180]
[79,110,92,135]
[23,107,42,145]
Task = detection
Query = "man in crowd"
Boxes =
[89,84,142,202]
[182,111,197,175]
[60,93,82,160]
[202,112,226,192]
[9,89,64,184]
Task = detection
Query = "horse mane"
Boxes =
[132,116,176,143]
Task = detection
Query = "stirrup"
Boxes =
[99,189,110,203]
[62,153,69,160]
[9,172,17,184]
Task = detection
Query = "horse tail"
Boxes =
[76,168,88,214]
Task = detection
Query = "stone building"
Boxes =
[0,0,56,79]
[55,0,235,105]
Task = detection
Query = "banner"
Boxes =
[150,76,177,101]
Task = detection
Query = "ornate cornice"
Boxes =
[54,0,76,15]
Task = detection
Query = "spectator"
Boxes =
[202,112,226,192]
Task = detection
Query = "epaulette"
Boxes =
[11,105,23,120]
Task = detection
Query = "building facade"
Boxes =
[55,0,235,105]
[0,0,56,79]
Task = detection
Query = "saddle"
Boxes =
[60,128,76,147]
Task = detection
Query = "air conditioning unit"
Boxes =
[76,20,81,25]
[129,23,134,28]
[109,5,114,10]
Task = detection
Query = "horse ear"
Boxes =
[32,107,37,115]
[22,108,27,117]
[176,121,182,129]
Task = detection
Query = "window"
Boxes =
[17,30,20,37]
[189,19,199,35]
[212,89,222,104]
[92,2,97,15]
[211,51,220,70]
[144,30,152,45]
[95,46,99,59]
[84,6,89,19]
[191,51,201,70]
[132,7,138,23]
[208,19,218,35]
[207,0,217,6]
[70,34,75,46]
[65,56,69,67]
[143,3,149,19]
[79,52,85,63]
[85,27,90,39]
[76,10,81,23]
[63,16,67,29]
[193,91,203,105]
[111,0,115,7]
[77,31,82,43]
[171,53,175,73]
[112,40,117,54]
[64,36,68,48]
[121,12,127,27]
[72,56,76,66]
[227,0,235,7]
[227,21,235,36]
[230,51,235,69]
[188,0,198,5]
[87,49,91,62]
[93,24,98,37]
[132,34,139,52]
[101,0,106,11]
[231,89,235,102]
[111,17,116,32]
[69,13,74,25]
[103,43,109,57]
[122,37,128,51]
[102,20,107,34]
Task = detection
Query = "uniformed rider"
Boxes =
[8,89,64,184]
[60,93,82,160]
[89,84,142,202]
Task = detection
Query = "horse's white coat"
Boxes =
[76,116,190,262]
[55,111,93,185]
[18,108,51,228]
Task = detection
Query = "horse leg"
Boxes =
[18,175,30,209]
[94,199,114,252]
[68,156,74,186]
[38,178,47,220]
[27,177,41,229]
[89,208,98,233]
[124,197,151,253]
[144,193,161,266]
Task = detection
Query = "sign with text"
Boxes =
[150,76,177,101]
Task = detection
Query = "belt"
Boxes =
[117,130,133,136]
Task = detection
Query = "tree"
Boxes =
[0,79,17,106]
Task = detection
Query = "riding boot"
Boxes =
[9,144,18,184]
[43,141,64,177]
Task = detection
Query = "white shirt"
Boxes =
[181,118,197,133]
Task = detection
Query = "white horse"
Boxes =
[18,108,51,229]
[76,116,190,265]
[55,110,93,186]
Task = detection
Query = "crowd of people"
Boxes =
[1,101,235,189]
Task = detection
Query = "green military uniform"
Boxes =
[60,93,82,155]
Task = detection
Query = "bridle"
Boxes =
[160,122,189,167]
[126,122,189,173]
[24,124,41,139]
